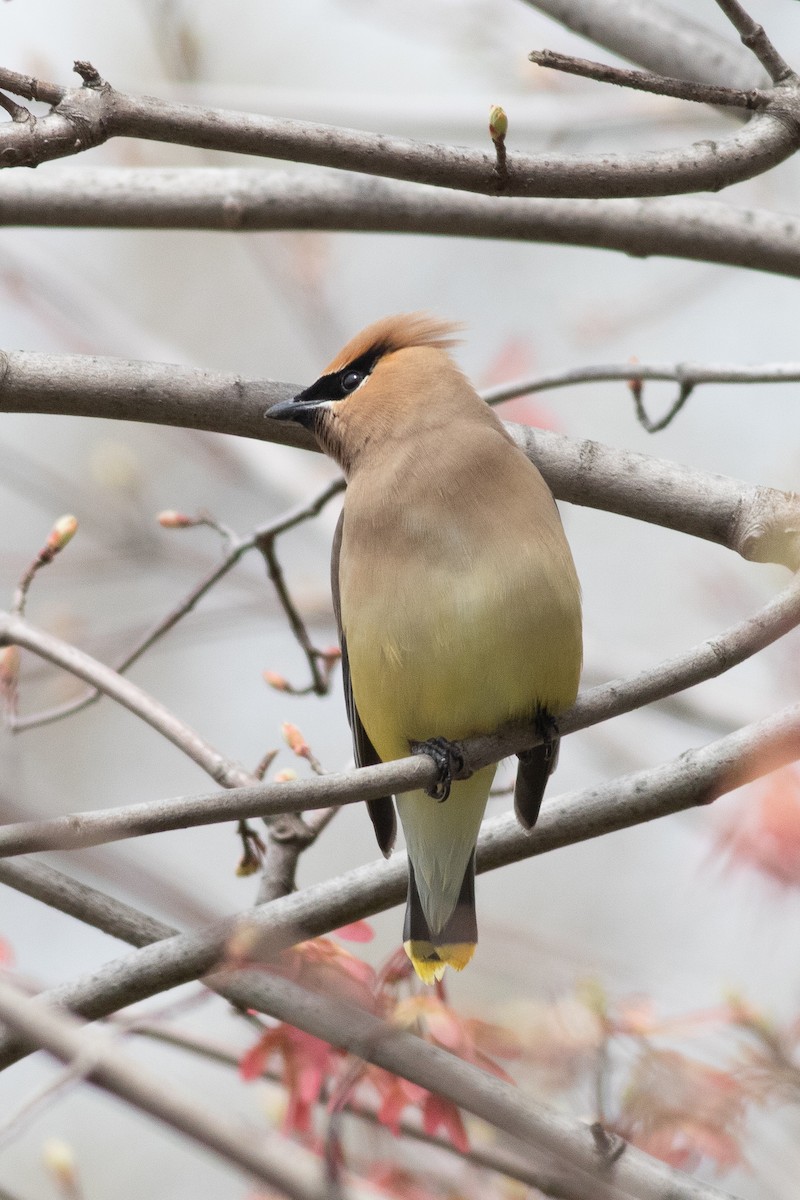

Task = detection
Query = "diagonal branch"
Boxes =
[0,858,172,946]
[3,568,800,858]
[0,978,379,1200]
[520,0,766,90]
[1,699,798,1078]
[714,0,795,84]
[527,48,769,108]
[0,609,256,789]
[11,478,343,731]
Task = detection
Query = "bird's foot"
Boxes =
[519,710,559,769]
[411,736,466,802]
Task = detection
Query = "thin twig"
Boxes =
[528,48,770,108]
[0,609,256,790]
[481,358,800,407]
[713,0,796,84]
[258,537,327,695]
[0,1058,97,1148]
[0,91,30,122]
[630,379,694,432]
[10,479,343,732]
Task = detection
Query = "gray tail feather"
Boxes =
[514,737,560,830]
[403,851,477,947]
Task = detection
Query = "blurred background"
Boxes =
[2,1,800,1196]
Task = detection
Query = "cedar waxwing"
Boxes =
[267,315,582,983]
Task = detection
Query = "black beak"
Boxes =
[266,396,303,422]
[265,393,323,428]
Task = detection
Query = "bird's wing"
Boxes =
[331,509,397,856]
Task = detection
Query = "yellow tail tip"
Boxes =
[404,940,476,984]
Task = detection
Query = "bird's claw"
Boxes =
[411,736,466,802]
[536,709,559,748]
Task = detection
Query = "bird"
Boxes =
[267,314,582,983]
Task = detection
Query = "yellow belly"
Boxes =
[343,545,581,764]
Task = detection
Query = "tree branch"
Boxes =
[521,0,766,90]
[0,65,797,198]
[0,858,172,946]
[118,1020,576,1198]
[713,0,795,84]
[482,359,800,405]
[11,479,343,731]
[212,970,741,1200]
[3,170,800,285]
[527,48,769,108]
[0,978,378,1200]
[0,609,257,789]
[3,567,800,858]
[0,343,798,567]
[1,699,798,1078]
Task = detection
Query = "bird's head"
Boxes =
[266,313,463,474]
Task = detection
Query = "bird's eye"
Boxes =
[341,370,364,393]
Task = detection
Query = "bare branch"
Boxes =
[0,64,66,104]
[510,425,800,570]
[1,699,798,1080]
[0,978,375,1200]
[257,538,329,696]
[528,48,769,108]
[714,0,795,84]
[0,341,798,567]
[0,67,796,197]
[0,761,429,858]
[0,858,173,946]
[107,1020,662,1199]
[3,568,800,858]
[481,359,800,405]
[0,91,31,123]
[4,170,800,286]
[12,479,343,731]
[521,0,766,89]
[629,378,694,433]
[0,610,256,789]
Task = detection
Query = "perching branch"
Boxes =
[1,346,798,567]
[0,61,797,198]
[2,698,798,1080]
[3,567,800,858]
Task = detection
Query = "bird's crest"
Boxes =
[324,313,462,374]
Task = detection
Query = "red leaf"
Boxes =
[422,1093,469,1154]
[333,919,375,943]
